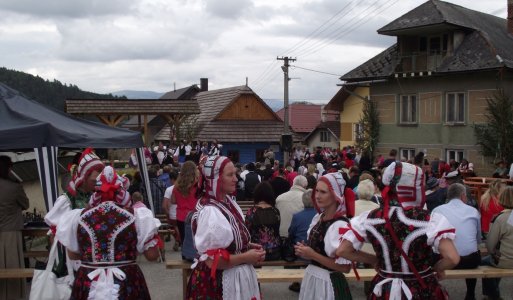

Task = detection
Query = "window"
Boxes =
[353,123,364,142]
[446,92,465,123]
[446,149,464,162]
[320,130,331,142]
[429,36,441,55]
[400,95,417,124]
[400,148,415,161]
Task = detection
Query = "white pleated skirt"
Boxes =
[299,264,335,300]
[222,263,260,300]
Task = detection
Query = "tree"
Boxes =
[355,97,380,159]
[473,89,513,164]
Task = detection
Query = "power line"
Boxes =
[291,0,383,57]
[290,65,342,77]
[283,0,358,56]
[301,0,399,58]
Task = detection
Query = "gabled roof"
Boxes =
[154,85,290,142]
[275,103,337,133]
[303,121,341,142]
[65,99,200,115]
[341,0,513,81]
[325,85,358,111]
[160,85,200,100]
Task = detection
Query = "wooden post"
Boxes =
[144,114,148,145]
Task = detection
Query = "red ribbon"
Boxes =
[206,249,231,280]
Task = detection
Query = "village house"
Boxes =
[155,79,292,164]
[325,85,369,148]
[339,0,513,175]
[276,102,339,150]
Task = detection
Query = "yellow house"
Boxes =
[325,85,369,148]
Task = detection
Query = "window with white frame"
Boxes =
[320,130,331,142]
[353,123,364,142]
[446,92,465,123]
[446,149,464,162]
[400,148,416,161]
[400,95,417,124]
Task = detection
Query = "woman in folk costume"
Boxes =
[337,162,461,299]
[295,172,354,300]
[186,155,265,300]
[45,148,105,274]
[56,166,161,299]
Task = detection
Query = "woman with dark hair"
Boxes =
[245,181,282,261]
[186,156,264,299]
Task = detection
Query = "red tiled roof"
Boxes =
[276,103,337,133]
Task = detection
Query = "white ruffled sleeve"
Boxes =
[324,220,351,265]
[342,211,370,251]
[45,194,71,228]
[55,209,84,253]
[194,206,234,262]
[426,212,456,254]
[135,206,161,253]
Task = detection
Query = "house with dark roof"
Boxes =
[341,0,513,175]
[325,85,369,148]
[155,82,291,164]
[303,121,341,150]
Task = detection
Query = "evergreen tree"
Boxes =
[355,97,380,159]
[473,89,513,164]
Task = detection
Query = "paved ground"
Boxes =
[141,240,513,300]
[25,238,513,299]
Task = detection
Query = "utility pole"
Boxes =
[277,56,296,164]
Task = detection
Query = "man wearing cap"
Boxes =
[425,176,445,212]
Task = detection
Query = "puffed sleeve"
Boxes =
[342,211,370,251]
[426,212,456,254]
[45,194,71,228]
[194,206,234,262]
[135,206,162,253]
[324,220,351,265]
[55,209,84,253]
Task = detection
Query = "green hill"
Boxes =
[0,67,126,111]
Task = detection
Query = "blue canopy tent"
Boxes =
[0,83,154,213]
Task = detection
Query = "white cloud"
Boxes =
[0,0,508,102]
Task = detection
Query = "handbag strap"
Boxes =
[45,237,60,272]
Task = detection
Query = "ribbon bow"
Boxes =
[373,277,412,300]
[205,249,230,280]
[99,172,121,202]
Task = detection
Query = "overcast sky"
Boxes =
[0,0,507,102]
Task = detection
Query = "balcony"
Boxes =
[395,51,446,73]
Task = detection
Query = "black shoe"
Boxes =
[288,282,300,292]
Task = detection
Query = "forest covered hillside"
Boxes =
[0,67,125,111]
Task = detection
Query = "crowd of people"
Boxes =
[2,142,513,299]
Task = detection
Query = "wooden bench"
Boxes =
[255,266,513,282]
[24,250,49,258]
[0,268,34,279]
[166,259,308,300]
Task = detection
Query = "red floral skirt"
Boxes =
[185,261,223,300]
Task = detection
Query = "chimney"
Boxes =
[200,78,208,91]
[509,0,513,35]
